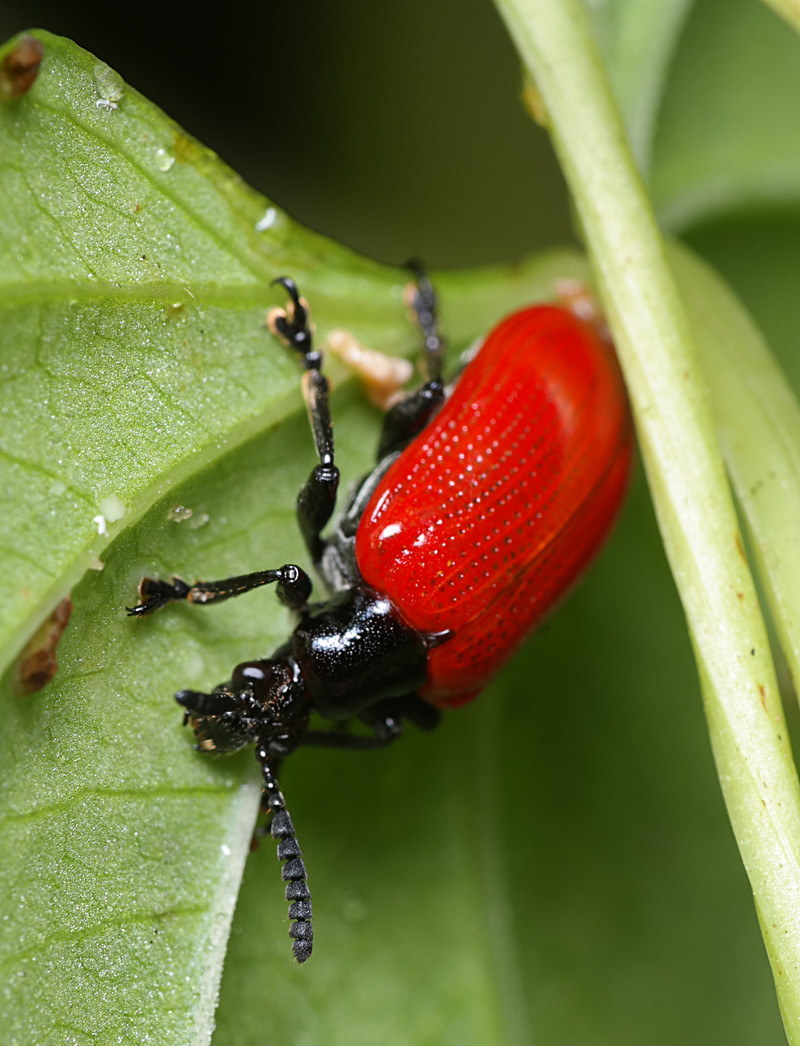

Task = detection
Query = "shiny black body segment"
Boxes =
[290,586,429,719]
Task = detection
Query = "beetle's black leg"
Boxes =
[300,694,442,749]
[269,277,340,565]
[391,692,443,731]
[126,564,313,616]
[255,744,313,963]
[300,728,399,750]
[406,258,446,386]
[296,369,339,565]
[358,693,442,738]
[377,261,447,459]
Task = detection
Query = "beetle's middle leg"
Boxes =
[127,564,314,617]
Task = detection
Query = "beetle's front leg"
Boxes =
[295,367,339,565]
[268,276,340,565]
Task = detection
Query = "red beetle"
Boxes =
[128,268,633,962]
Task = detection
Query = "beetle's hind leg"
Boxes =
[268,277,340,566]
[376,261,447,459]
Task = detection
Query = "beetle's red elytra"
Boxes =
[356,304,633,707]
[129,268,633,961]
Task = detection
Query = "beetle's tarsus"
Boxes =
[126,576,190,616]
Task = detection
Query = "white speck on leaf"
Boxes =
[255,207,277,231]
[92,61,124,110]
[98,494,126,522]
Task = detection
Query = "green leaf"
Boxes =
[579,0,800,229]
[0,29,591,1044]
[670,239,800,703]
[0,26,404,679]
[650,0,800,229]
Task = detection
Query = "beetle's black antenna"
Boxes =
[256,745,313,962]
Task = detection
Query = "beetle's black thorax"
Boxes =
[289,585,428,720]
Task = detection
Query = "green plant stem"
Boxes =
[494,0,800,1035]
[671,242,800,712]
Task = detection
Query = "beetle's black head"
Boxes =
[174,658,314,962]
[175,657,309,756]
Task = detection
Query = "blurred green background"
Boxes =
[2,0,798,1042]
[0,0,572,267]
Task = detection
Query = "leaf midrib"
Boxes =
[0,281,270,308]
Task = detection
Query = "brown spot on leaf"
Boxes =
[735,532,746,561]
[18,597,73,695]
[759,683,767,712]
[0,34,44,100]
[172,130,199,164]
